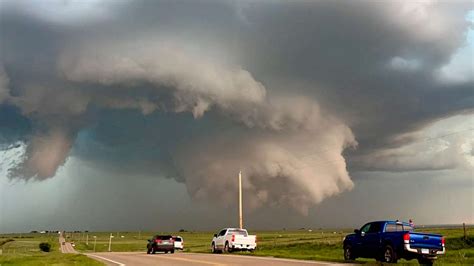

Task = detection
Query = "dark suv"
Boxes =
[147,235,175,254]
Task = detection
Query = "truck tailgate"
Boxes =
[234,235,256,245]
[409,233,443,250]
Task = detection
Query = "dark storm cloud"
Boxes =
[0,105,31,148]
[226,1,474,150]
[0,0,473,213]
[95,0,474,157]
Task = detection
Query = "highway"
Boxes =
[59,235,350,265]
[85,252,350,266]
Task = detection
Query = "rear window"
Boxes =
[403,225,414,231]
[228,229,248,236]
[173,237,182,242]
[385,223,413,232]
[155,235,172,240]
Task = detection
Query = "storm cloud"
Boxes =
[0,0,473,216]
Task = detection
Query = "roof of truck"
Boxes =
[370,220,411,225]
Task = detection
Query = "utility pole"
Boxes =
[86,234,89,245]
[108,233,113,252]
[239,170,243,229]
[93,236,97,252]
[463,222,467,240]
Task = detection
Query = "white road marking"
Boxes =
[139,254,225,265]
[87,254,127,266]
[183,253,338,265]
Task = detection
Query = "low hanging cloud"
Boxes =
[0,0,472,215]
[173,97,356,213]
[59,41,266,118]
[8,127,75,179]
[3,36,357,213]
[56,41,357,213]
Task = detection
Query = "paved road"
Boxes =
[86,252,350,266]
[59,234,349,265]
[59,233,78,254]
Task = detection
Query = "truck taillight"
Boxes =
[441,237,445,246]
[403,233,410,242]
[155,239,161,243]
[231,234,235,242]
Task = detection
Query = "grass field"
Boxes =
[0,233,102,265]
[67,226,473,265]
[2,226,472,265]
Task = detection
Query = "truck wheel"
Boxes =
[224,242,231,253]
[344,245,355,261]
[171,249,175,254]
[382,245,397,263]
[418,258,434,265]
[211,242,216,253]
[165,250,169,254]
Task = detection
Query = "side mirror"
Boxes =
[354,229,360,234]
[214,234,217,238]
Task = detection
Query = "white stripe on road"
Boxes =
[138,254,224,265]
[184,253,338,265]
[87,254,126,266]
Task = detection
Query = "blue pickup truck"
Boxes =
[343,221,445,265]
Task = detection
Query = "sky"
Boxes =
[0,0,473,233]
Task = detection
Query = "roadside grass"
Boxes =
[0,234,102,265]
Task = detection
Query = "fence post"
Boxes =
[463,222,467,240]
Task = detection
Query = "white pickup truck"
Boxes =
[211,228,257,253]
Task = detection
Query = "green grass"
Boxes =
[2,226,472,265]
[0,233,103,265]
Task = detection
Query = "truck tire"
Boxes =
[171,249,175,254]
[211,242,216,253]
[382,245,397,263]
[344,245,356,261]
[224,241,230,253]
[418,258,434,265]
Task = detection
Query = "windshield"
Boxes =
[155,235,172,240]
[228,229,248,236]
